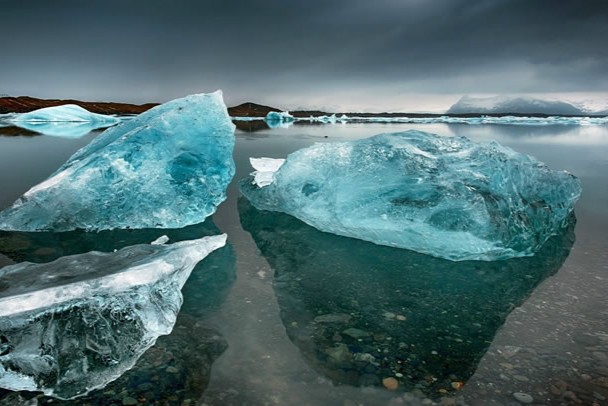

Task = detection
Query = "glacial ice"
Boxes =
[250,157,286,187]
[264,111,295,129]
[9,104,121,124]
[3,105,120,137]
[240,130,582,261]
[230,114,608,126]
[0,234,227,399]
[265,111,294,123]
[0,92,236,231]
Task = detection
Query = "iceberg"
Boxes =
[265,111,294,129]
[265,110,294,123]
[9,104,120,124]
[240,130,582,261]
[231,113,608,127]
[0,92,236,231]
[0,234,227,399]
[4,105,120,137]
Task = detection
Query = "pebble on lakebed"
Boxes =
[382,377,399,391]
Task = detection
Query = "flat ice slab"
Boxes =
[0,234,226,399]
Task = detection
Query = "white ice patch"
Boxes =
[151,235,170,245]
[24,167,75,197]
[250,157,285,187]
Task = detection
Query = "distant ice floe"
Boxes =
[232,111,608,126]
[1,104,121,137]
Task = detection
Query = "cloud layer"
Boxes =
[1,0,607,111]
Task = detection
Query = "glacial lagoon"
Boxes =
[0,121,607,405]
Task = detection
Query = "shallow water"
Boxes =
[0,122,607,405]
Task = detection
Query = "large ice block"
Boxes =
[240,131,582,261]
[0,92,236,231]
[0,234,227,399]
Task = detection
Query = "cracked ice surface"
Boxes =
[240,130,582,261]
[0,234,227,399]
[0,92,235,231]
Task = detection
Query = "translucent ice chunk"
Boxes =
[0,234,226,399]
[0,92,235,231]
[249,157,285,187]
[265,111,294,123]
[240,130,582,261]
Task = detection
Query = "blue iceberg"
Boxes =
[0,234,227,399]
[6,105,121,137]
[9,104,120,124]
[240,131,582,261]
[0,92,236,231]
[265,110,294,123]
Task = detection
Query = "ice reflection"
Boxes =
[239,198,575,397]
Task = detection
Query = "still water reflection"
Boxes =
[240,198,575,397]
[0,121,607,405]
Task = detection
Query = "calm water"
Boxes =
[0,122,607,405]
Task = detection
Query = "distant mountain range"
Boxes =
[0,96,158,115]
[447,95,605,116]
[1,95,606,117]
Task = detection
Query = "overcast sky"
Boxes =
[1,0,607,112]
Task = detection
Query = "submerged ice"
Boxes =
[0,92,235,231]
[0,234,227,399]
[241,131,582,261]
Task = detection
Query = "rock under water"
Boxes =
[240,130,581,261]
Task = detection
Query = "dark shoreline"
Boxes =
[1,96,605,118]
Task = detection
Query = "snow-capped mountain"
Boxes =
[447,95,588,116]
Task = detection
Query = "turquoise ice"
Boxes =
[0,92,235,231]
[9,104,120,125]
[0,234,226,399]
[240,130,582,261]
[265,110,294,123]
[6,104,121,137]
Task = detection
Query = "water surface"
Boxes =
[0,122,607,405]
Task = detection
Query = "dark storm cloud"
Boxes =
[1,0,607,110]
